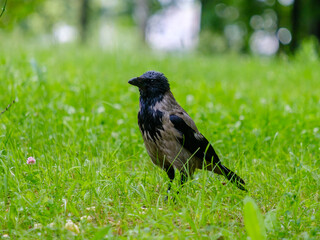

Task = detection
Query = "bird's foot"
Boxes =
[164,191,179,203]
[164,195,176,203]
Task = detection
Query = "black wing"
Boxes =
[169,114,220,165]
[170,114,247,191]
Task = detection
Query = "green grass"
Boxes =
[0,41,319,239]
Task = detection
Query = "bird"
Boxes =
[128,70,247,197]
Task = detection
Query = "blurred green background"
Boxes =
[1,0,319,55]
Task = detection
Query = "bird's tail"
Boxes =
[218,164,247,191]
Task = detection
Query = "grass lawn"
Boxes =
[0,41,319,239]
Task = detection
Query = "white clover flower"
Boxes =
[65,220,80,234]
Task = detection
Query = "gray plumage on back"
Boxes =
[129,71,247,196]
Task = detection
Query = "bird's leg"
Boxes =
[175,172,188,196]
[164,166,175,202]
[180,172,188,186]
[166,166,175,193]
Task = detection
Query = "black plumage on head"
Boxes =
[128,71,170,99]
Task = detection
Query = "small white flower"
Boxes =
[34,223,43,229]
[86,206,96,211]
[65,220,80,234]
[80,215,93,222]
[48,222,55,228]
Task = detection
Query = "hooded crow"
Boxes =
[129,71,247,196]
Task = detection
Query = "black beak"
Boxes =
[128,77,143,87]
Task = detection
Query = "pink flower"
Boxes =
[27,157,36,164]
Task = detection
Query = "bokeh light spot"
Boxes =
[250,30,279,55]
[277,27,292,44]
[278,0,294,6]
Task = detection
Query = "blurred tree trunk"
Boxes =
[309,0,320,41]
[135,0,149,42]
[199,0,216,31]
[80,0,90,43]
[291,0,320,52]
[290,0,300,52]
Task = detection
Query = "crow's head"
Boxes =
[129,71,170,98]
